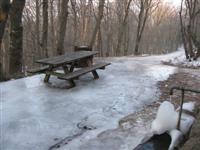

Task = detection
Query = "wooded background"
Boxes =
[0,0,200,81]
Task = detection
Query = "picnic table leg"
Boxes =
[86,56,93,67]
[63,66,69,74]
[62,66,76,87]
[69,79,76,87]
[44,66,53,83]
[85,56,99,79]
[92,70,99,79]
[69,63,75,72]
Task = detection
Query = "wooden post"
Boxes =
[63,65,76,87]
[44,66,53,82]
[177,88,184,130]
[92,70,99,79]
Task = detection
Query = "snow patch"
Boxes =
[163,48,200,68]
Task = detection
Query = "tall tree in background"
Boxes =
[42,0,48,57]
[0,0,10,48]
[116,0,132,56]
[35,0,41,58]
[180,0,200,60]
[134,0,157,55]
[50,0,56,56]
[0,0,10,80]
[70,0,78,45]
[89,0,105,48]
[56,0,69,55]
[9,0,26,77]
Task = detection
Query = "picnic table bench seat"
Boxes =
[58,62,110,81]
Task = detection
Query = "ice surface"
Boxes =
[0,52,178,150]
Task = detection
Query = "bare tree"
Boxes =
[41,0,48,57]
[49,0,56,56]
[134,0,159,55]
[9,0,26,77]
[35,0,41,58]
[0,0,10,49]
[0,0,11,80]
[180,0,200,60]
[56,0,69,55]
[116,0,132,56]
[89,0,105,48]
[70,0,78,45]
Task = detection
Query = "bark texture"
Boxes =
[9,0,25,78]
[56,0,69,55]
[134,0,152,55]
[0,0,10,80]
[89,0,105,48]
[42,0,48,57]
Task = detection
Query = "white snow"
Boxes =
[151,101,178,135]
[181,102,195,112]
[151,101,196,150]
[0,52,179,150]
[164,47,200,68]
[168,129,183,150]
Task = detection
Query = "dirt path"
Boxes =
[158,68,200,107]
[158,67,200,149]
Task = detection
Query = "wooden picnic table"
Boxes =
[29,51,110,88]
[36,51,98,66]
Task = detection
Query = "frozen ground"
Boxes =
[0,51,181,150]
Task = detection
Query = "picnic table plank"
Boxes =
[58,62,111,80]
[36,51,98,66]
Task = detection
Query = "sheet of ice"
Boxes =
[0,53,177,150]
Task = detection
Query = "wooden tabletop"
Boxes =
[36,51,98,66]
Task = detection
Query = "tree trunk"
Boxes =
[56,0,69,55]
[71,0,78,45]
[0,0,10,49]
[116,0,132,56]
[179,0,200,60]
[50,0,56,56]
[89,0,105,48]
[134,0,151,55]
[179,0,189,59]
[0,0,10,80]
[9,0,26,78]
[42,0,48,57]
[35,0,41,58]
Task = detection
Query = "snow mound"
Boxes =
[151,101,196,150]
[182,102,195,112]
[163,48,200,68]
[151,101,178,135]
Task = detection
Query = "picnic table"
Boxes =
[28,50,110,88]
